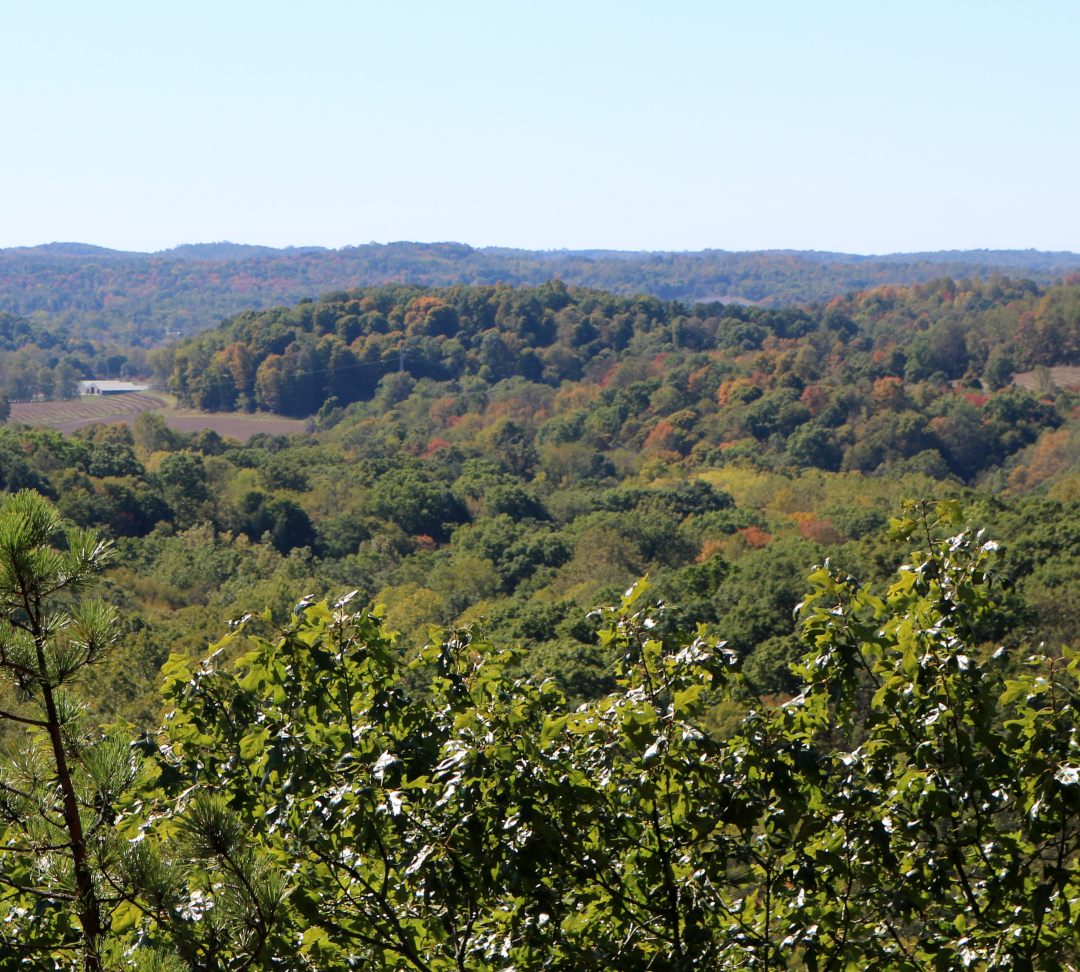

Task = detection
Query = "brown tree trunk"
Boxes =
[41,683,102,972]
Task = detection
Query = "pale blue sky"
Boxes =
[2,0,1077,254]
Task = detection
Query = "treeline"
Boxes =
[0,310,142,403]
[4,240,1080,343]
[164,276,1080,484]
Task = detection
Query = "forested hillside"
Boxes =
[0,270,1073,728]
[6,271,1080,967]
[3,240,1080,343]
[4,490,1080,971]
[168,272,1076,465]
[0,310,120,404]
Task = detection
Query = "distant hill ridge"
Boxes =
[12,240,1080,268]
[16,241,332,260]
[1,240,1078,345]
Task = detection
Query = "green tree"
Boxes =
[266,496,315,553]
[57,361,81,400]
[156,451,209,526]
[37,366,57,401]
[157,595,552,970]
[793,501,1080,970]
[0,492,289,971]
[785,423,841,470]
[983,348,1016,391]
[367,468,465,539]
[133,412,180,454]
[0,491,120,970]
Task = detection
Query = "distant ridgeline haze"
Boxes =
[2,241,1080,344]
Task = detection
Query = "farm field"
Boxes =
[9,394,307,439]
[147,410,308,438]
[1012,365,1080,393]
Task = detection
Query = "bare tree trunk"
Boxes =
[41,681,103,972]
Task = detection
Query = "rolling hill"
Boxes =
[1,241,1078,346]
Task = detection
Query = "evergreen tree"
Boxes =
[0,491,288,971]
[0,491,123,970]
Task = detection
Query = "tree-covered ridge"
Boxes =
[165,275,1078,482]
[9,249,1080,968]
[4,240,1080,343]
[6,309,1080,970]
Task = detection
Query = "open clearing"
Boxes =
[10,395,307,440]
[1013,366,1080,393]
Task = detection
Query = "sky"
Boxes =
[1,0,1078,255]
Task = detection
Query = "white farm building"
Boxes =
[79,381,150,396]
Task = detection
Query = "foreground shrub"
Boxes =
[5,494,1079,971]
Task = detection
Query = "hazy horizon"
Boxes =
[8,240,1080,263]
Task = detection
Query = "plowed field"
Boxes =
[11,393,168,427]
[10,396,307,440]
[1013,366,1080,393]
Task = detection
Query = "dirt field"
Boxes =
[10,395,308,441]
[149,413,308,438]
[1013,366,1080,393]
[11,393,167,428]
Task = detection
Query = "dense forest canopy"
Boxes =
[0,271,1078,726]
[3,264,1080,965]
[2,492,1080,970]
[168,274,1080,483]
[3,240,1080,343]
[0,310,121,404]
